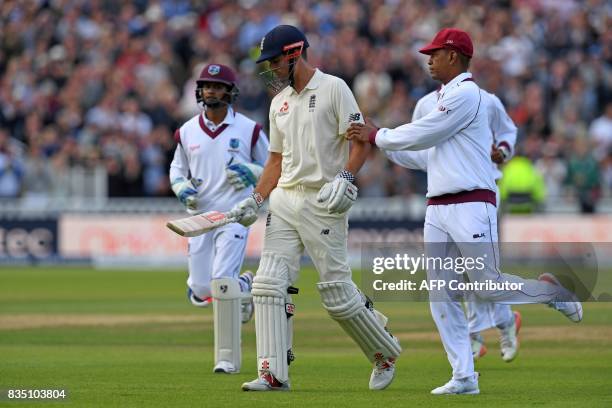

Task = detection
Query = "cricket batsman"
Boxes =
[228,25,402,391]
[169,63,269,374]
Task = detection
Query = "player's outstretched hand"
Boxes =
[317,172,358,214]
[347,120,377,143]
[228,193,262,227]
[171,177,203,211]
[226,161,263,190]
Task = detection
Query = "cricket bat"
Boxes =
[166,211,236,237]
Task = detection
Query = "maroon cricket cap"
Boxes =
[419,28,474,58]
[197,63,237,87]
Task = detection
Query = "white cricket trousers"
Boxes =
[425,201,559,380]
[263,185,352,284]
[465,293,514,333]
[464,186,513,333]
[187,222,249,299]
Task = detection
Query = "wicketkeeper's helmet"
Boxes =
[195,63,239,107]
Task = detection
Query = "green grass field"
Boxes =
[1,266,611,407]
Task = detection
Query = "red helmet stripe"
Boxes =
[282,41,304,51]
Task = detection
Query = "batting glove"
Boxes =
[171,177,202,211]
[226,162,264,190]
[316,170,358,214]
[228,192,264,227]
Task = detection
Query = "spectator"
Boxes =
[0,0,608,204]
[601,150,612,198]
[565,138,601,213]
[356,150,387,198]
[590,102,612,160]
[498,156,547,214]
[0,128,25,197]
[352,51,392,117]
[535,141,568,202]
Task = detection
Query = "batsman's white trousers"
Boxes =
[263,186,352,284]
[187,222,249,299]
[425,201,559,380]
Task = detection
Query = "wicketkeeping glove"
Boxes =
[227,192,264,227]
[171,177,202,211]
[316,170,358,214]
[226,161,264,190]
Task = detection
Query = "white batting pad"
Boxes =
[252,264,292,383]
[211,278,244,371]
[317,281,402,363]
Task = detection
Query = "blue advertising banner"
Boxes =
[0,219,58,262]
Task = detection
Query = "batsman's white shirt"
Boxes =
[170,107,269,213]
[264,68,365,282]
[269,68,364,189]
[373,72,495,197]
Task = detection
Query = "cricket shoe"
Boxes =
[538,273,583,322]
[241,372,290,391]
[431,373,480,395]
[470,333,487,360]
[499,311,521,362]
[213,360,237,374]
[369,357,396,390]
[187,288,212,308]
[239,270,254,324]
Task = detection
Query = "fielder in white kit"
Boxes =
[393,87,521,362]
[228,25,402,392]
[169,63,269,374]
[348,28,582,395]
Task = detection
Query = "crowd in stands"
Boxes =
[0,0,610,211]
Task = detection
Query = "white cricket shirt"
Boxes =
[169,107,269,212]
[384,87,517,181]
[269,69,364,189]
[374,72,498,197]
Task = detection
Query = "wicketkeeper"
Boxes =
[169,63,269,374]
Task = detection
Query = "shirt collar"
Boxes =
[289,68,322,95]
[440,72,473,93]
[202,106,235,130]
[305,69,322,90]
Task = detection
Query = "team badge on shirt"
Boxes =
[309,95,316,112]
[228,138,240,152]
[279,101,289,116]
